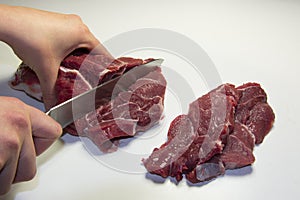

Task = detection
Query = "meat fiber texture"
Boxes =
[143,83,275,184]
[9,50,167,152]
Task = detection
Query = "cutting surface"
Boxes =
[0,1,299,200]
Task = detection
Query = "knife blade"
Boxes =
[46,58,164,128]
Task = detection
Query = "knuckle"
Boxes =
[4,134,21,152]
[78,23,90,36]
[6,97,26,108]
[5,111,30,131]
[69,14,90,34]
[68,13,82,22]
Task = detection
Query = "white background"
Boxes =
[0,0,299,200]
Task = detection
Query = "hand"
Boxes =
[0,5,113,109]
[0,97,62,195]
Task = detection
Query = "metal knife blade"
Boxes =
[46,58,164,128]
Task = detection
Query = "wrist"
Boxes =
[0,4,16,43]
[0,4,31,47]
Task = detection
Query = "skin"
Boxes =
[0,4,113,195]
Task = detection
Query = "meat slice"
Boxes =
[186,121,256,182]
[185,156,225,183]
[246,102,275,144]
[235,83,275,144]
[230,121,255,151]
[143,82,275,184]
[9,50,166,152]
[142,115,196,180]
[220,134,255,169]
[143,83,239,182]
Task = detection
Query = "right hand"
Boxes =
[0,5,113,110]
[0,96,62,195]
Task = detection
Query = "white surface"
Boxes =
[0,0,300,199]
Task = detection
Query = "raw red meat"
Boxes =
[143,82,275,184]
[143,83,239,182]
[9,50,166,152]
[71,68,166,152]
[185,156,225,183]
[235,83,275,144]
[142,115,196,180]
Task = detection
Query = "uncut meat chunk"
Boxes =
[9,63,43,100]
[56,54,144,105]
[74,68,166,152]
[9,50,165,152]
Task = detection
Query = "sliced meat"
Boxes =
[246,102,275,144]
[231,121,255,151]
[220,134,255,169]
[143,82,275,184]
[186,156,225,183]
[142,115,196,181]
[143,83,239,183]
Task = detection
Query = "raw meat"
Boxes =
[142,115,196,180]
[143,82,275,184]
[143,83,239,182]
[9,49,166,152]
[71,68,166,152]
[235,83,275,144]
[185,156,225,183]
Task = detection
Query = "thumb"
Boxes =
[27,104,62,156]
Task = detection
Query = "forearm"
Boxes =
[0,4,21,45]
[0,4,44,48]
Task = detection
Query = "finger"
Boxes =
[0,148,19,195]
[76,32,114,60]
[13,131,37,183]
[88,37,114,58]
[76,41,115,71]
[0,159,18,195]
[27,105,62,156]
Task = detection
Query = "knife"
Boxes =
[46,58,164,128]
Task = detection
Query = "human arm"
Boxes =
[0,4,112,195]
